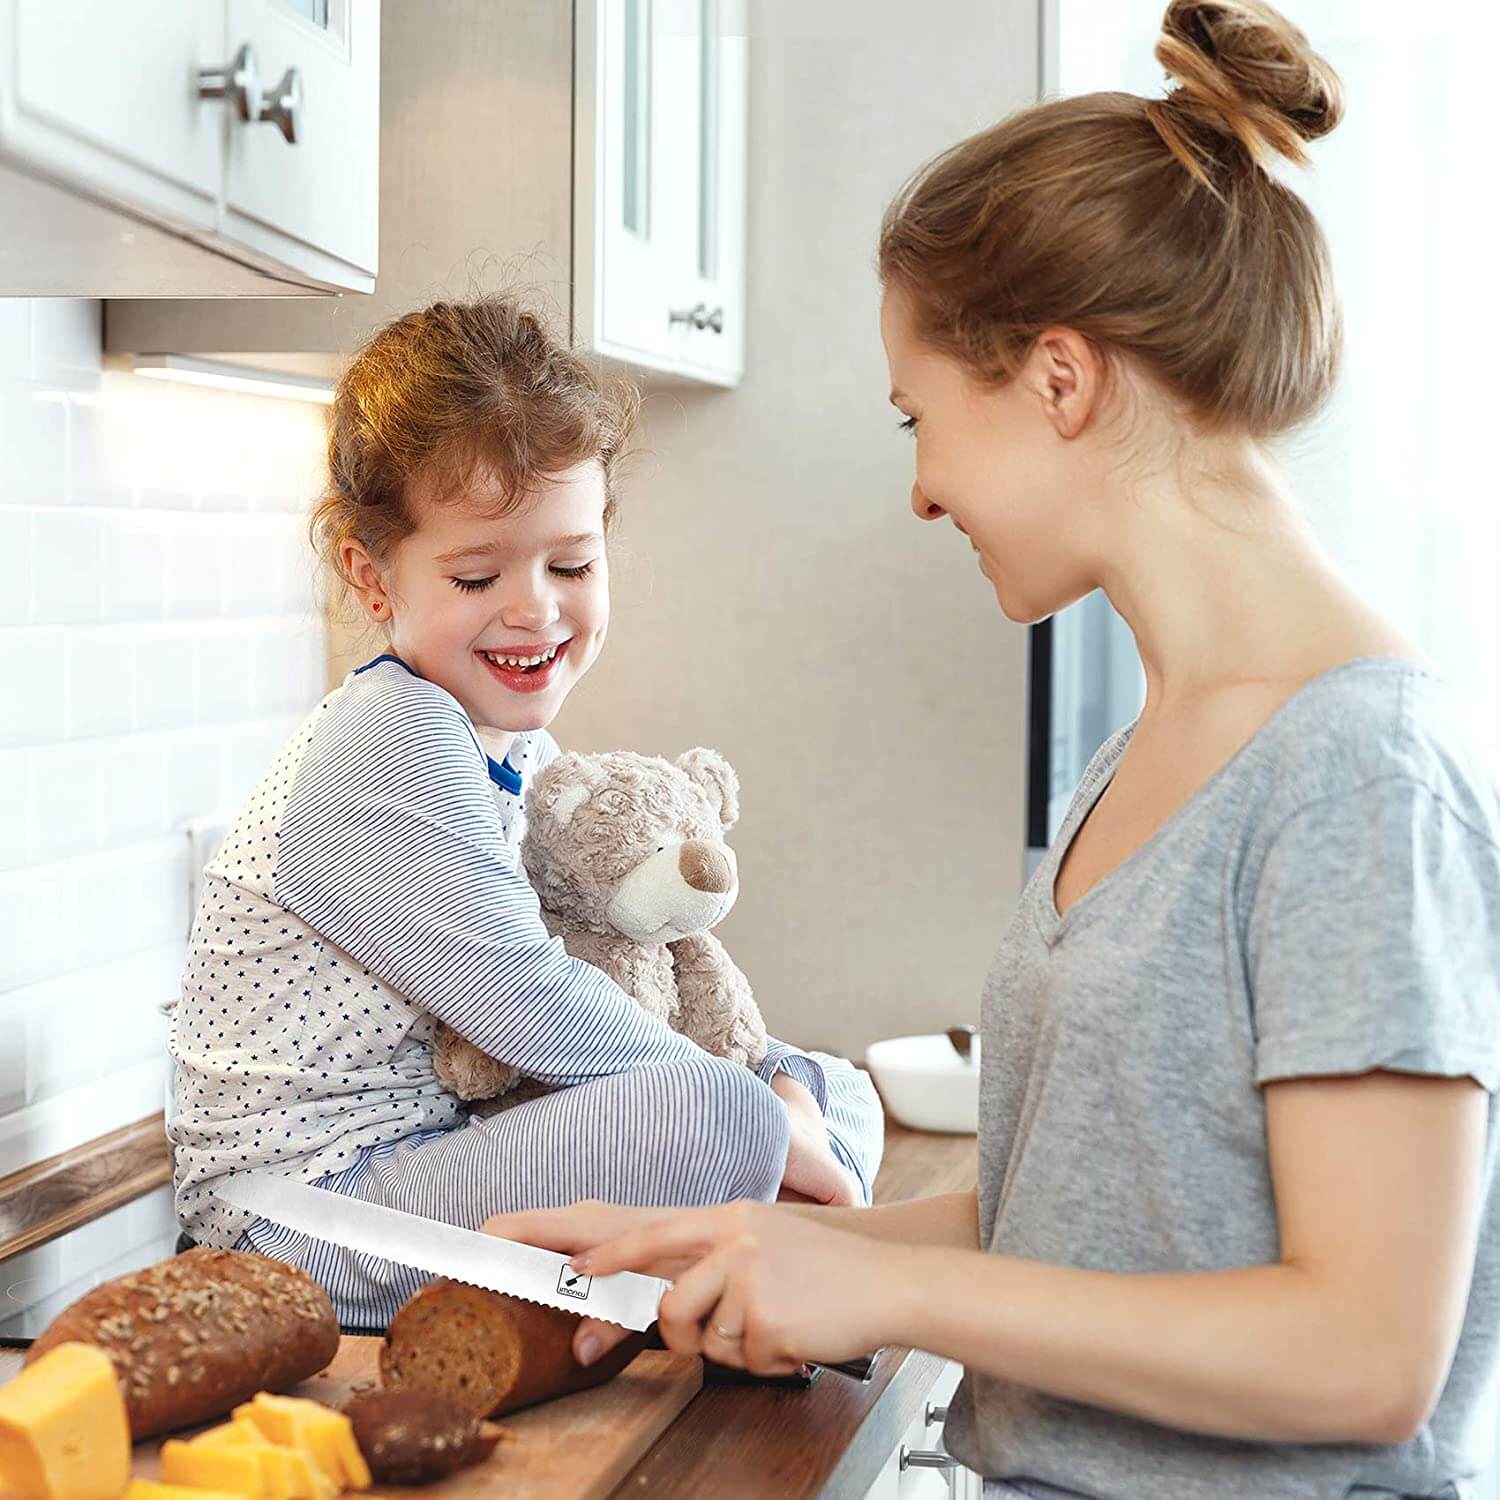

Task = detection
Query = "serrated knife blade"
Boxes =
[216,1173,667,1331]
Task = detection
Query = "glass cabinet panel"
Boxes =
[623,0,652,237]
[697,0,720,279]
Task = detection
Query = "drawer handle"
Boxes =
[198,43,303,145]
[925,1402,949,1426]
[669,302,708,329]
[900,1446,958,1471]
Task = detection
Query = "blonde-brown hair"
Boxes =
[311,295,638,591]
[878,0,1345,436]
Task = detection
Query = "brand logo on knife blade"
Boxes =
[557,1265,592,1302]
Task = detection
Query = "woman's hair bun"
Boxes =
[1153,0,1344,172]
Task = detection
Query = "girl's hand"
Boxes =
[769,1072,863,1208]
[484,1199,910,1376]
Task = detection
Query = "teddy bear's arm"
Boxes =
[560,926,680,1027]
[668,930,769,1069]
[431,1020,522,1101]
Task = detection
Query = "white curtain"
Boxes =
[1052,0,1500,767]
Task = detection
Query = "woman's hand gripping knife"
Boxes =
[481,1070,946,1375]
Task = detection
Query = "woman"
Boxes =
[483,3,1500,1496]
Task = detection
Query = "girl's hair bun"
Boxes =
[1152,0,1344,176]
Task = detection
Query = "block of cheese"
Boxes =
[0,1341,130,1500]
[234,1393,370,1489]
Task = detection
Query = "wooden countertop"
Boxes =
[618,1119,977,1499]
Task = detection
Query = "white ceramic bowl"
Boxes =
[865,1032,981,1134]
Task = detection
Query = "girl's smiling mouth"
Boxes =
[477,638,572,693]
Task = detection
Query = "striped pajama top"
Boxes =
[169,655,845,1249]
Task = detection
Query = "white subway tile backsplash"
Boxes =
[6,299,328,1247]
[0,386,67,507]
[0,749,30,871]
[0,861,65,991]
[166,729,230,832]
[98,735,169,849]
[0,627,67,746]
[65,624,138,739]
[0,508,32,625]
[26,740,100,866]
[102,511,168,618]
[193,626,248,725]
[66,395,135,507]
[0,301,31,381]
[165,512,227,617]
[31,300,101,391]
[225,515,286,615]
[31,508,104,625]
[132,624,198,732]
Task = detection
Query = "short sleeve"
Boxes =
[1247,776,1500,1090]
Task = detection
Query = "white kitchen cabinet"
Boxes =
[0,0,378,297]
[576,0,747,387]
[864,1359,983,1500]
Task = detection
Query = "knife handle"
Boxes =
[815,1352,878,1382]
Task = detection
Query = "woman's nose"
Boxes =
[911,480,945,522]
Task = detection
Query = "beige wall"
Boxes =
[552,0,1039,1057]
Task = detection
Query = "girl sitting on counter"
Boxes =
[166,295,885,1330]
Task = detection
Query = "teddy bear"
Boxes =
[431,747,769,1104]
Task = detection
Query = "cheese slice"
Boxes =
[157,1415,339,1500]
[235,1394,370,1489]
[159,1436,263,1493]
[124,1484,248,1500]
[0,1341,130,1500]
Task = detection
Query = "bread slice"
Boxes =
[378,1281,646,1418]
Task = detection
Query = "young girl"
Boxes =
[483,4,1500,1496]
[167,296,884,1331]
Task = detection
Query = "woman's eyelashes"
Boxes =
[450,561,597,593]
[897,415,918,434]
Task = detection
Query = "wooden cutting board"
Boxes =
[1,1338,701,1498]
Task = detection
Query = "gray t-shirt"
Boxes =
[944,658,1500,1500]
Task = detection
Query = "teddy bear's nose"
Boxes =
[678,840,734,895]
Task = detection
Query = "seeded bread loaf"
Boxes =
[379,1280,646,1418]
[24,1247,340,1438]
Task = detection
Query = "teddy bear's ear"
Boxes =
[676,748,740,830]
[530,755,597,830]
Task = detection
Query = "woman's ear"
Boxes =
[1027,327,1105,440]
[675,749,740,831]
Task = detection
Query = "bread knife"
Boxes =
[215,1172,667,1331]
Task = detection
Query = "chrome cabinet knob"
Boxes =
[669,302,708,329]
[704,305,724,333]
[925,1402,949,1426]
[258,63,303,144]
[198,42,262,122]
[198,43,303,144]
[900,1446,959,1471]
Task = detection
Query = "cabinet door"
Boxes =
[579,0,746,386]
[669,0,745,383]
[593,0,681,365]
[219,0,379,281]
[6,0,223,228]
